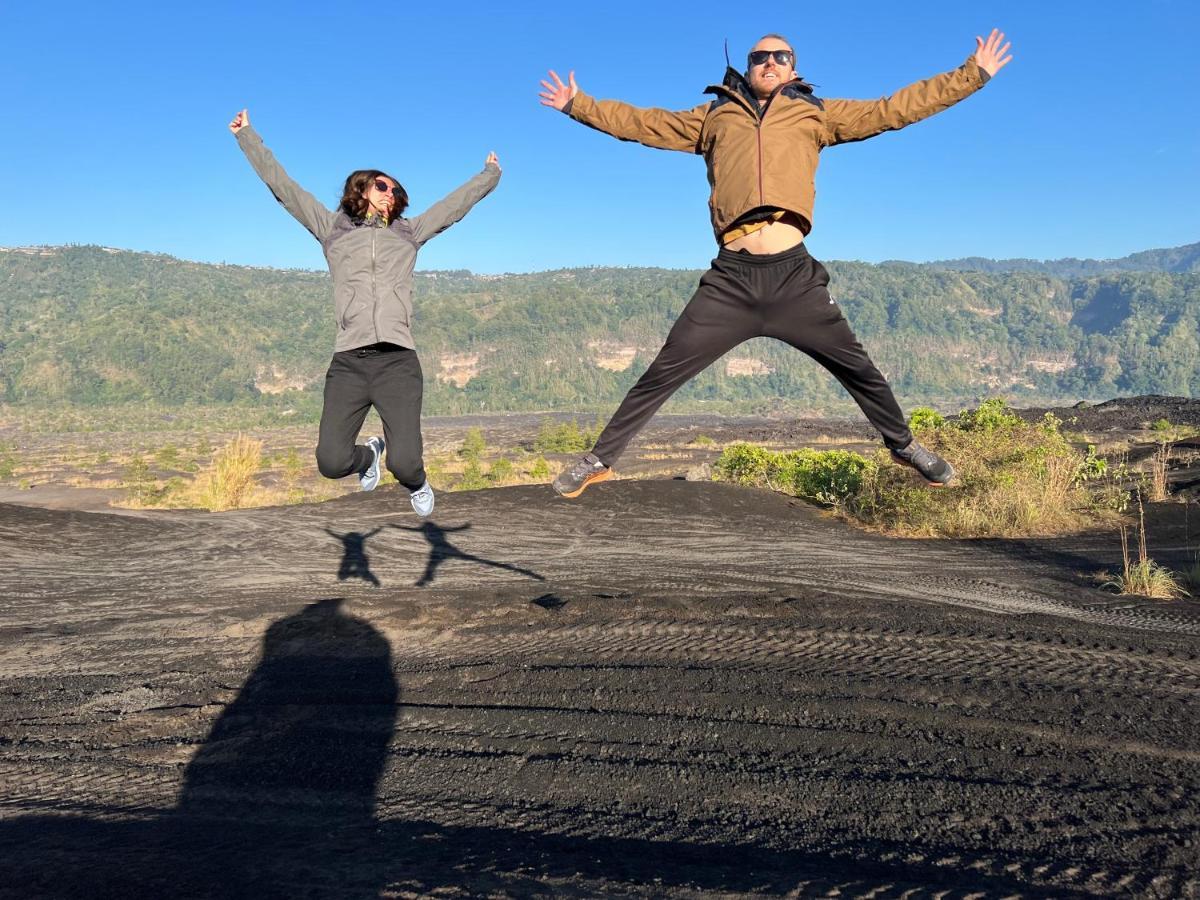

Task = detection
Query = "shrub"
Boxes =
[955,397,1023,431]
[714,443,876,508]
[1103,498,1186,600]
[713,443,773,486]
[907,407,945,432]
[488,457,515,484]
[456,459,488,491]
[0,443,17,480]
[533,418,594,454]
[715,398,1117,538]
[155,444,181,468]
[459,427,486,461]
[691,434,716,447]
[191,434,263,511]
[529,456,551,480]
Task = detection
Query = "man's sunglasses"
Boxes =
[748,49,794,68]
[373,179,403,197]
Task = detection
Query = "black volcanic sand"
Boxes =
[1,481,1199,898]
[1021,395,1200,432]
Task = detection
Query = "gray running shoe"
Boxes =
[410,479,435,518]
[552,452,612,498]
[360,436,385,492]
[890,439,956,487]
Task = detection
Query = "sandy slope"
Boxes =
[1,481,1198,898]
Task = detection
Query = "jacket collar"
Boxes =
[705,66,823,113]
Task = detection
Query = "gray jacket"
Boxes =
[236,125,500,352]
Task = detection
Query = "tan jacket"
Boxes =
[565,55,989,242]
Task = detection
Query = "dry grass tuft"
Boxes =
[189,434,264,511]
[1103,496,1186,600]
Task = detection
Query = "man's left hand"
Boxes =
[974,29,1013,77]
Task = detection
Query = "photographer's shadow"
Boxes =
[0,597,399,898]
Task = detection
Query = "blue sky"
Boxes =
[1,1,1196,273]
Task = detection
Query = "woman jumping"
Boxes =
[230,109,500,516]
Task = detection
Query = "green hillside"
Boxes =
[1,244,1198,418]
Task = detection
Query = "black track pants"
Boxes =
[315,346,426,491]
[591,243,913,467]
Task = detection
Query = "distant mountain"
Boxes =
[1,244,1198,416]
[905,241,1200,277]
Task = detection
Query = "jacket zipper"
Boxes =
[371,230,381,343]
[710,78,785,209]
[755,85,784,208]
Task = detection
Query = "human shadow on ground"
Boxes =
[0,600,1121,898]
[392,521,546,587]
[325,526,384,587]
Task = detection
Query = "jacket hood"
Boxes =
[706,66,824,110]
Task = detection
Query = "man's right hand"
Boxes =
[229,109,250,134]
[538,70,578,111]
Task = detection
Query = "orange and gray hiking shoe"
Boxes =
[552,452,612,498]
[890,439,956,487]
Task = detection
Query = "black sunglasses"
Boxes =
[373,179,403,197]
[748,49,794,67]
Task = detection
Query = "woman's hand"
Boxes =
[229,109,250,134]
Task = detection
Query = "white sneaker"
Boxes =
[360,436,385,492]
[410,479,435,517]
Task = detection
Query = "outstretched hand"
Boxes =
[974,29,1013,77]
[228,109,250,134]
[538,70,578,110]
[485,151,501,172]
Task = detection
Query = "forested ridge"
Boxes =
[1,243,1197,416]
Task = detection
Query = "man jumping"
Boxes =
[540,30,1012,498]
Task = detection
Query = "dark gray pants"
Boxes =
[315,345,426,491]
[592,243,913,467]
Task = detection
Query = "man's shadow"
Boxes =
[393,521,546,587]
[325,526,384,587]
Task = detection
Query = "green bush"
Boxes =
[533,418,595,454]
[955,397,1023,431]
[714,443,876,507]
[155,444,181,468]
[457,459,488,491]
[908,407,946,432]
[460,427,486,460]
[712,443,773,486]
[714,399,1120,538]
[0,442,16,480]
[488,457,514,484]
[529,456,551,480]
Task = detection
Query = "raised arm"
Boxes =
[540,69,707,153]
[408,154,502,245]
[229,109,336,241]
[822,30,1013,147]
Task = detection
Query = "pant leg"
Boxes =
[316,353,375,479]
[369,349,426,491]
[592,260,761,467]
[764,254,912,449]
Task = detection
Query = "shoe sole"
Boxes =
[555,468,613,499]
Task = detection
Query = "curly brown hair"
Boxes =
[339,170,409,222]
